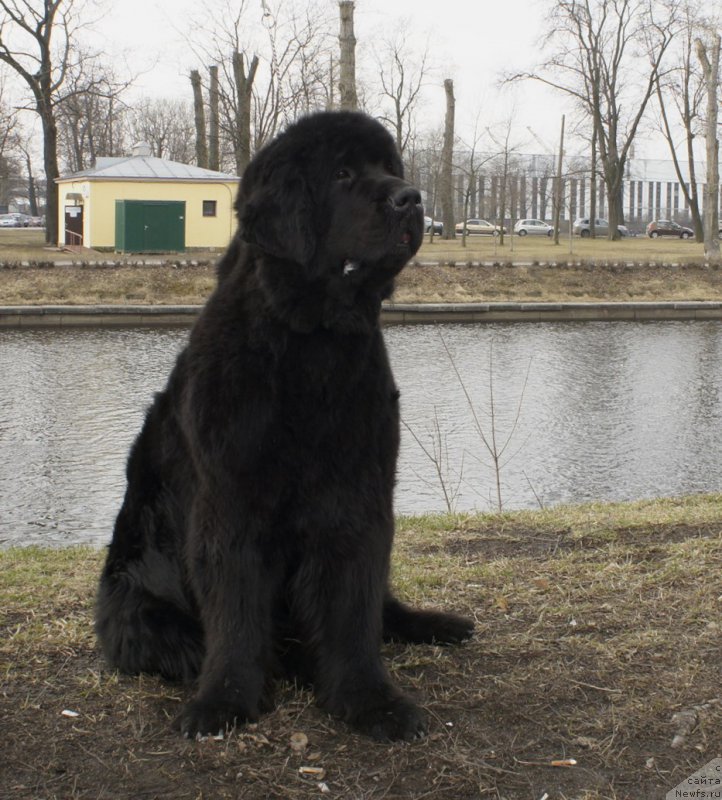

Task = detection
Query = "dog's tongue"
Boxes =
[400,232,411,245]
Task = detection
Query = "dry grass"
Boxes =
[5,260,722,306]
[0,264,217,305]
[419,231,713,265]
[2,496,720,799]
[0,228,713,265]
[0,228,223,264]
[3,228,722,307]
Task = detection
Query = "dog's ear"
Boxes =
[237,167,316,266]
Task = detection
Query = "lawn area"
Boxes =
[1,497,720,799]
[418,230,712,265]
[0,226,713,266]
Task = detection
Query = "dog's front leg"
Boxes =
[176,495,276,738]
[295,549,427,742]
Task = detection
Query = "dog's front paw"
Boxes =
[383,600,476,645]
[348,695,427,742]
[176,695,257,739]
[429,611,475,644]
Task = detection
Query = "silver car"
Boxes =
[454,218,506,236]
[573,217,629,237]
[514,218,554,237]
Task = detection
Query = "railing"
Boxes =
[64,229,83,249]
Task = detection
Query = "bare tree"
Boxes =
[553,115,565,245]
[18,144,39,215]
[209,65,220,171]
[56,57,130,172]
[456,120,497,248]
[486,118,524,247]
[513,0,679,240]
[338,1,358,110]
[128,99,196,164]
[232,52,260,172]
[0,87,24,209]
[654,1,706,240]
[188,1,330,174]
[439,79,455,239]
[695,32,720,259]
[0,0,91,243]
[373,27,430,156]
[410,128,444,240]
[190,69,209,168]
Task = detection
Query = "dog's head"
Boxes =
[236,111,424,284]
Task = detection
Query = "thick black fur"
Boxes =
[95,110,474,742]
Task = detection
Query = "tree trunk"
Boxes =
[209,65,220,171]
[553,114,564,245]
[338,1,358,111]
[42,112,60,244]
[440,79,455,239]
[25,153,38,216]
[232,52,259,174]
[656,80,703,241]
[34,71,60,245]
[602,149,625,241]
[696,35,720,260]
[190,70,208,168]
[590,128,597,238]
[498,151,509,247]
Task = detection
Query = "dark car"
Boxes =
[424,215,443,235]
[646,220,693,239]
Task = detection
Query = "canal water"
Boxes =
[2,321,721,547]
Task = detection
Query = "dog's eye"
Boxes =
[334,168,352,181]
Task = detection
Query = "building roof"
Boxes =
[58,154,239,183]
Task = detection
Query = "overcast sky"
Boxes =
[82,0,676,159]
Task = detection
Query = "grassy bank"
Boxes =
[2,496,720,799]
[4,228,722,307]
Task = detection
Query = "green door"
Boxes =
[115,200,186,253]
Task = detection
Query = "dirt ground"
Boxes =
[2,499,720,800]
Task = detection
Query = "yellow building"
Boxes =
[56,143,239,252]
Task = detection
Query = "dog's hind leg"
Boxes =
[95,566,204,683]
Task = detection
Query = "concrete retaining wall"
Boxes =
[3,301,722,328]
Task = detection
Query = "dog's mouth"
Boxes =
[397,218,423,254]
[338,219,421,280]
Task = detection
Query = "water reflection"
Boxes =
[1,321,721,547]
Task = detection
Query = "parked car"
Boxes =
[573,217,629,237]
[424,215,443,235]
[514,218,554,237]
[0,212,31,227]
[646,219,694,239]
[455,218,506,236]
[28,216,44,227]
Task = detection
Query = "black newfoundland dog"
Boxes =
[96,110,474,742]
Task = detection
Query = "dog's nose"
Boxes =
[390,185,422,210]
